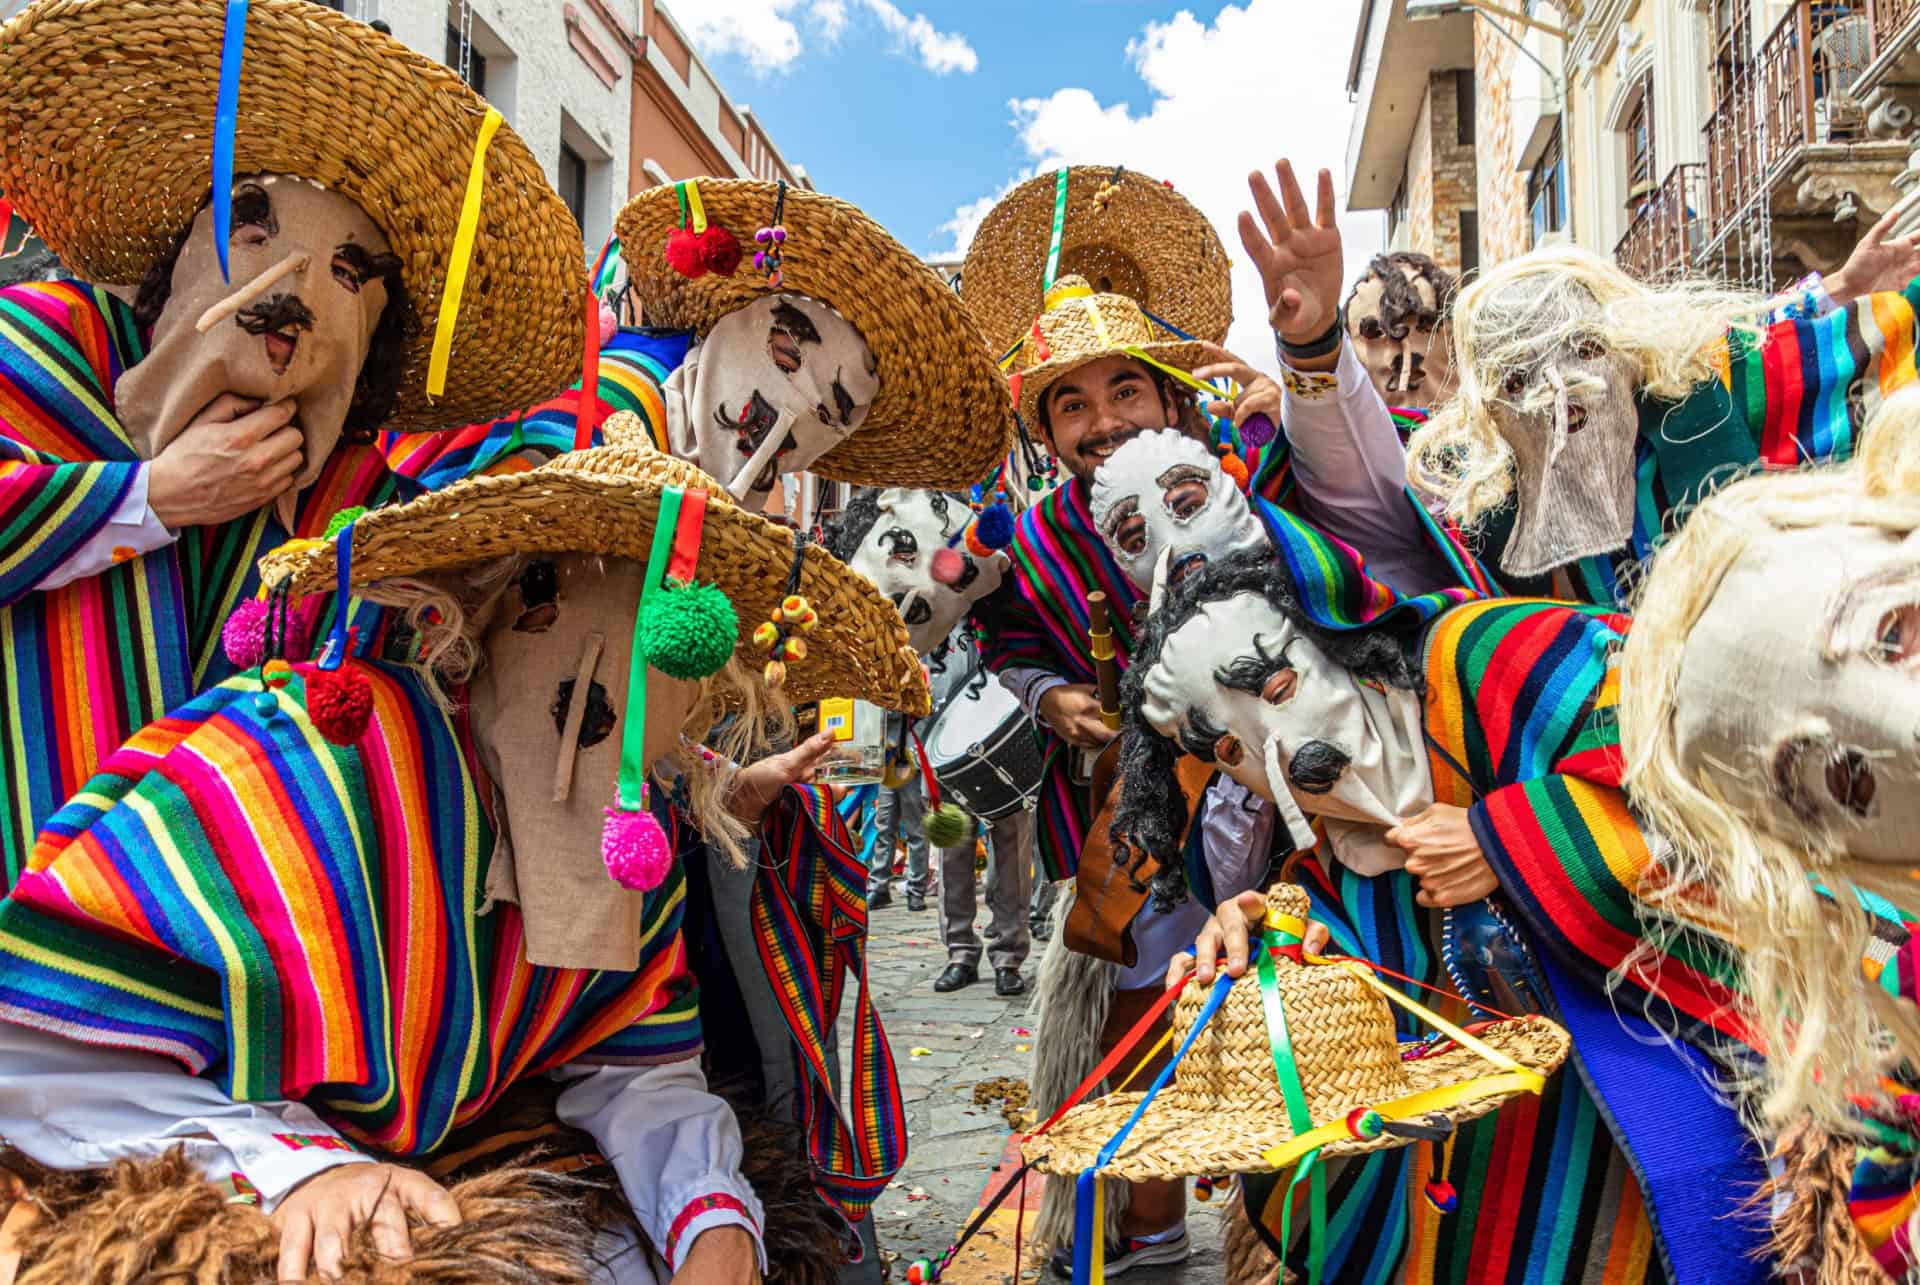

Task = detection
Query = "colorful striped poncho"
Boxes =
[974,420,1489,881]
[1484,279,1920,607]
[379,327,691,488]
[0,663,701,1156]
[0,281,468,893]
[1242,598,1768,1285]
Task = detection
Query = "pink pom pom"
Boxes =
[222,599,270,669]
[929,546,964,587]
[598,300,619,337]
[602,806,672,890]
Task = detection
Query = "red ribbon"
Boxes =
[576,285,603,449]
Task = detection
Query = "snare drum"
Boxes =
[924,668,1044,821]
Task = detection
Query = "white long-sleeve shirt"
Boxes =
[30,462,175,592]
[0,1020,763,1282]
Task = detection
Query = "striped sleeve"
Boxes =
[0,282,147,607]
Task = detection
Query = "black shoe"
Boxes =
[994,967,1027,996]
[983,927,1001,941]
[933,962,978,992]
[868,886,893,909]
[1030,916,1052,941]
[906,892,926,912]
[1047,1230,1190,1278]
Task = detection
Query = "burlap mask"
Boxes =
[1348,271,1454,411]
[663,293,879,500]
[1091,429,1268,591]
[470,553,703,971]
[1673,523,1920,866]
[1139,590,1432,875]
[116,177,394,521]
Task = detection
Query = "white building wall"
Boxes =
[355,0,633,255]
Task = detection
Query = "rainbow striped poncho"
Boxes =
[0,282,460,894]
[974,416,1490,881]
[1489,279,1920,607]
[0,660,904,1220]
[1243,598,1767,1285]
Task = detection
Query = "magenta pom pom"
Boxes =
[222,599,271,669]
[602,806,673,890]
[598,300,619,337]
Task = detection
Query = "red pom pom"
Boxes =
[602,806,673,890]
[305,663,374,745]
[698,225,741,276]
[664,228,708,279]
[1219,452,1249,489]
[222,599,270,669]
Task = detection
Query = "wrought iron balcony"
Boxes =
[1615,164,1707,283]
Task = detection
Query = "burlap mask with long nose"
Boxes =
[116,176,396,515]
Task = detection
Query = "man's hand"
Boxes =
[1385,803,1498,908]
[727,730,838,825]
[1828,203,1920,303]
[1167,889,1331,987]
[1240,160,1345,349]
[672,1224,762,1284]
[270,1162,461,1281]
[1191,342,1282,429]
[1037,683,1116,751]
[147,395,302,529]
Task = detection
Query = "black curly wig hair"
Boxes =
[1345,251,1458,343]
[130,178,413,446]
[1108,546,1423,909]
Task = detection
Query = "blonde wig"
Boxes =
[1408,246,1763,524]
[372,555,794,871]
[1620,386,1920,1131]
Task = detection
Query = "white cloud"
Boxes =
[942,0,1383,369]
[674,0,975,76]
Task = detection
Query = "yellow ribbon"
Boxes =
[427,106,504,399]
[1090,1182,1106,1278]
[685,178,708,234]
[1120,344,1231,403]
[1044,279,1094,311]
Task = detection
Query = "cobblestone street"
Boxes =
[841,875,1229,1284]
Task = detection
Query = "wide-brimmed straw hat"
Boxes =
[961,165,1232,360]
[0,0,586,430]
[616,179,1014,489]
[258,413,930,714]
[1009,276,1212,427]
[1022,886,1570,1181]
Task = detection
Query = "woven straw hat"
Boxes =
[258,413,930,715]
[0,0,586,431]
[1010,277,1211,427]
[1022,886,1570,1181]
[961,166,1232,360]
[616,179,1014,489]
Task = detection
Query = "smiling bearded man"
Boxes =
[1119,547,1772,1285]
[0,0,585,894]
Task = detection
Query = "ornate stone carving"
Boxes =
[1862,85,1920,140]
[1792,148,1907,219]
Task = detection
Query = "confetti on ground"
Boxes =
[910,1047,933,1057]
[1016,1043,1030,1053]
[1011,1027,1032,1037]
[971,1076,1031,1129]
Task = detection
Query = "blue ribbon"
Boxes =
[1070,971,1236,1283]
[211,0,250,283]
[317,524,354,671]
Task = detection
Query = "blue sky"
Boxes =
[678,0,1385,365]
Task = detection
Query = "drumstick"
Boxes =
[1088,591,1121,731]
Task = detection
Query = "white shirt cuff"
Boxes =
[33,463,178,592]
[200,1105,374,1210]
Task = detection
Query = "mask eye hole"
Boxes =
[1501,370,1527,398]
[1262,669,1297,706]
[1876,605,1920,665]
[1570,333,1607,361]
[1164,478,1209,521]
[1824,748,1877,817]
[1115,513,1147,556]
[1356,317,1386,340]
[1215,735,1244,767]
[514,560,559,633]
[881,528,918,564]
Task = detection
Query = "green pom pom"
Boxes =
[639,581,738,680]
[924,802,973,849]
[323,506,368,539]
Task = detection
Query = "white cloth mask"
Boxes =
[1090,429,1268,591]
[845,488,1007,655]
[663,293,880,500]
[1139,591,1433,874]
[1673,523,1920,867]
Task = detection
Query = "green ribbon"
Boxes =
[1256,929,1328,1285]
[615,485,684,810]
[1041,166,1069,292]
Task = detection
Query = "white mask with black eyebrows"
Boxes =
[1090,429,1268,591]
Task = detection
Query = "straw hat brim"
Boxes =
[1017,339,1214,427]
[962,167,1232,359]
[617,180,1013,488]
[257,418,930,715]
[1019,1015,1571,1181]
[0,0,586,431]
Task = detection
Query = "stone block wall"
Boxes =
[1474,17,1531,266]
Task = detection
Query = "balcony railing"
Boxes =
[1870,0,1920,62]
[1615,164,1707,283]
[1703,2,1874,244]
